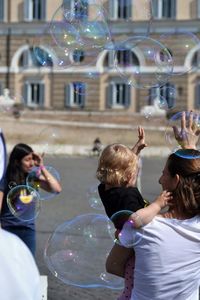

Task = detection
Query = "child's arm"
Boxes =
[129,190,172,228]
[131,126,147,155]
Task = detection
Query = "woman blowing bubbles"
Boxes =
[0,143,62,256]
[106,111,200,300]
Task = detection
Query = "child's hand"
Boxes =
[132,126,147,155]
[154,190,173,209]
[173,111,200,150]
[33,152,44,167]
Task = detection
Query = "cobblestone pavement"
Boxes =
[35,156,163,300]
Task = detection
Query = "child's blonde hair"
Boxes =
[96,143,138,187]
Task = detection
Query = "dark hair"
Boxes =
[167,149,200,218]
[6,143,33,184]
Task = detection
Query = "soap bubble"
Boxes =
[44,213,123,289]
[165,111,200,155]
[26,166,61,201]
[7,185,41,221]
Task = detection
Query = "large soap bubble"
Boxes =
[49,2,112,67]
[33,127,62,155]
[113,36,173,89]
[86,183,104,210]
[44,213,123,289]
[26,166,61,201]
[158,31,200,76]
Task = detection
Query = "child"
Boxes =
[96,127,171,300]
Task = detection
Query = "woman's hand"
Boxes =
[32,152,44,167]
[132,126,147,155]
[173,111,200,150]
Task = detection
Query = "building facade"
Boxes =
[0,0,200,113]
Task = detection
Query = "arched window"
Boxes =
[19,47,53,68]
[104,50,139,68]
[192,50,200,68]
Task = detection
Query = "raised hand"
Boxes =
[132,126,147,155]
[173,111,200,150]
[32,152,44,167]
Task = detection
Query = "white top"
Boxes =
[130,216,200,300]
[0,228,41,300]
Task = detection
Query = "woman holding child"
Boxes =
[104,111,200,300]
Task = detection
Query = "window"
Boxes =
[24,82,45,107]
[109,0,131,20]
[192,50,200,68]
[195,82,200,108]
[65,82,86,108]
[19,48,53,68]
[152,0,176,19]
[107,81,131,108]
[73,0,88,19]
[0,0,4,21]
[116,50,139,67]
[149,83,176,109]
[105,50,139,68]
[63,0,88,19]
[72,50,84,63]
[24,0,46,21]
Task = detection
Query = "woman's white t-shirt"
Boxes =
[130,216,200,300]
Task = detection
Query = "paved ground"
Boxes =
[35,155,164,300]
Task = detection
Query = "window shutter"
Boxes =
[195,83,200,109]
[106,83,114,108]
[65,84,71,107]
[109,0,116,19]
[80,83,86,108]
[22,50,29,67]
[23,82,29,105]
[108,50,115,67]
[124,84,131,108]
[39,83,45,107]
[170,0,176,18]
[149,87,157,105]
[127,0,132,18]
[41,0,46,20]
[24,0,30,21]
[167,83,175,109]
[152,0,158,18]
[0,0,4,21]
